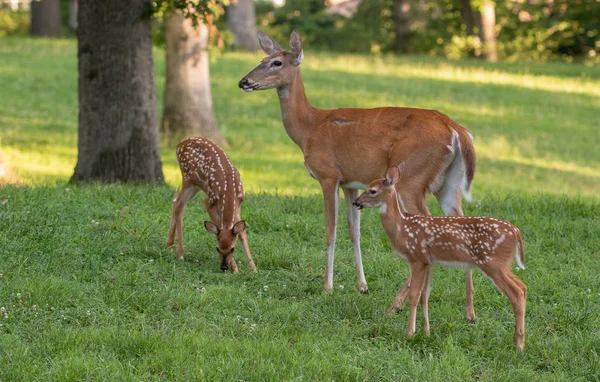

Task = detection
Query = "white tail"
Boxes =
[166,137,257,273]
[239,31,476,311]
[353,165,527,351]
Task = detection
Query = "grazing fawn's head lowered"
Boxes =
[166,137,256,273]
[354,165,528,351]
[238,30,303,93]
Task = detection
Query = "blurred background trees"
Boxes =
[1,0,597,63]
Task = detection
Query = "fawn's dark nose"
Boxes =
[352,201,361,209]
[220,264,229,272]
[238,78,248,88]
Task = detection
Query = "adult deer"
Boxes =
[353,162,527,351]
[166,137,257,273]
[238,31,476,319]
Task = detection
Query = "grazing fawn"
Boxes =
[353,164,527,351]
[166,137,257,273]
[239,31,478,323]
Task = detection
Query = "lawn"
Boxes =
[0,37,599,381]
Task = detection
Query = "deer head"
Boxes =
[353,164,405,210]
[238,31,304,92]
[204,220,247,271]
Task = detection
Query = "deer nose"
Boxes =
[220,264,229,272]
[352,201,362,209]
[238,78,248,88]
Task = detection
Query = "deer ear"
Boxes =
[232,221,247,235]
[204,221,219,235]
[257,31,283,55]
[290,30,303,65]
[386,166,401,186]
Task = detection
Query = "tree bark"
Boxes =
[30,0,61,37]
[162,11,226,147]
[459,0,475,36]
[68,0,78,32]
[393,0,413,54]
[72,0,164,183]
[226,0,260,51]
[480,1,498,62]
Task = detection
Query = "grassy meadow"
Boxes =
[0,37,599,380]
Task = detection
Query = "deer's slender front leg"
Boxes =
[420,265,434,337]
[343,187,368,294]
[321,180,340,293]
[239,230,257,271]
[407,262,428,338]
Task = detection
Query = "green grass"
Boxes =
[1,37,600,380]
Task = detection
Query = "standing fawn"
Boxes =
[353,163,527,351]
[166,137,257,273]
[239,30,478,323]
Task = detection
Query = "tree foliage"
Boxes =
[256,0,599,63]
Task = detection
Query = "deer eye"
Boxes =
[369,189,377,195]
[272,60,283,67]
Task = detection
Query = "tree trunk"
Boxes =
[480,1,498,62]
[30,0,61,37]
[162,11,226,147]
[68,0,78,32]
[459,0,475,36]
[227,0,260,51]
[393,0,413,54]
[72,0,164,183]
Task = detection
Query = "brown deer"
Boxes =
[238,30,477,320]
[166,137,257,273]
[352,160,527,351]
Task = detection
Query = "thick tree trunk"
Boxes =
[162,12,226,147]
[72,0,164,183]
[480,1,498,62]
[227,0,260,51]
[68,0,78,32]
[30,0,61,37]
[393,0,413,54]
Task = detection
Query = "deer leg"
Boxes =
[321,180,340,293]
[387,191,430,313]
[236,211,257,271]
[343,187,368,294]
[420,265,434,337]
[238,231,257,271]
[484,267,527,352]
[436,188,476,322]
[406,261,428,338]
[171,186,199,260]
[166,189,183,249]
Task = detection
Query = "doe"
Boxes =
[353,162,527,351]
[166,137,257,272]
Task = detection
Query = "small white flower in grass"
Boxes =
[16,293,21,299]
[87,310,91,316]
[0,273,3,278]
[339,285,344,290]
[250,323,257,331]
[282,284,287,289]
[148,259,154,263]
[65,188,70,192]
[199,287,206,293]
[587,288,591,293]
[263,285,269,292]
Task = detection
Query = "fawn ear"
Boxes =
[232,221,247,235]
[258,31,283,56]
[204,221,219,235]
[290,30,303,65]
[386,165,402,186]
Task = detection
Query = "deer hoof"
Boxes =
[387,306,402,316]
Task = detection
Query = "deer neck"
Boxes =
[277,70,321,151]
[379,191,407,239]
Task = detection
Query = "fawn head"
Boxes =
[204,221,247,271]
[238,31,303,93]
[353,164,405,210]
